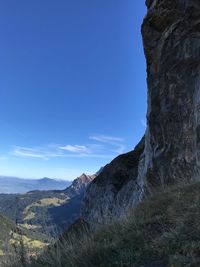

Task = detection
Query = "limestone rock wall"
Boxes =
[81,0,200,228]
[142,0,200,186]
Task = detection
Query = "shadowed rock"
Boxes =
[81,137,145,228]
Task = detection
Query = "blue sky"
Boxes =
[0,1,147,180]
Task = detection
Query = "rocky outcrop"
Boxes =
[81,138,145,228]
[64,173,96,198]
[82,0,200,228]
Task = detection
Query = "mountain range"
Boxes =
[0,176,71,194]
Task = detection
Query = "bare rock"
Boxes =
[81,138,145,228]
[81,0,200,228]
[142,0,200,186]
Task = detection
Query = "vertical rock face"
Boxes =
[82,0,200,228]
[142,0,200,186]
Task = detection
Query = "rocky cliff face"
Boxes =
[142,0,200,187]
[64,173,96,198]
[81,138,145,228]
[82,0,200,228]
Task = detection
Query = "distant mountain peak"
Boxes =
[64,173,96,197]
[40,177,52,181]
[0,176,71,194]
[79,173,87,178]
[77,173,93,182]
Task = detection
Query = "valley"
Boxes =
[0,173,95,237]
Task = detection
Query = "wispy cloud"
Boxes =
[59,145,90,154]
[12,145,63,160]
[90,134,125,154]
[90,134,124,143]
[11,134,126,160]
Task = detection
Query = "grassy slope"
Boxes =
[33,182,200,267]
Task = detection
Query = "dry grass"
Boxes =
[26,181,200,267]
[4,181,200,267]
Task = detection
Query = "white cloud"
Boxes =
[11,134,126,160]
[89,134,124,143]
[59,145,90,154]
[12,146,63,160]
[90,134,125,154]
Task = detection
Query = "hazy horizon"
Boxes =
[0,174,72,181]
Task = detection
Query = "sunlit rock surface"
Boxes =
[82,0,200,228]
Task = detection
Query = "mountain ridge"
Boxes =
[0,176,71,194]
